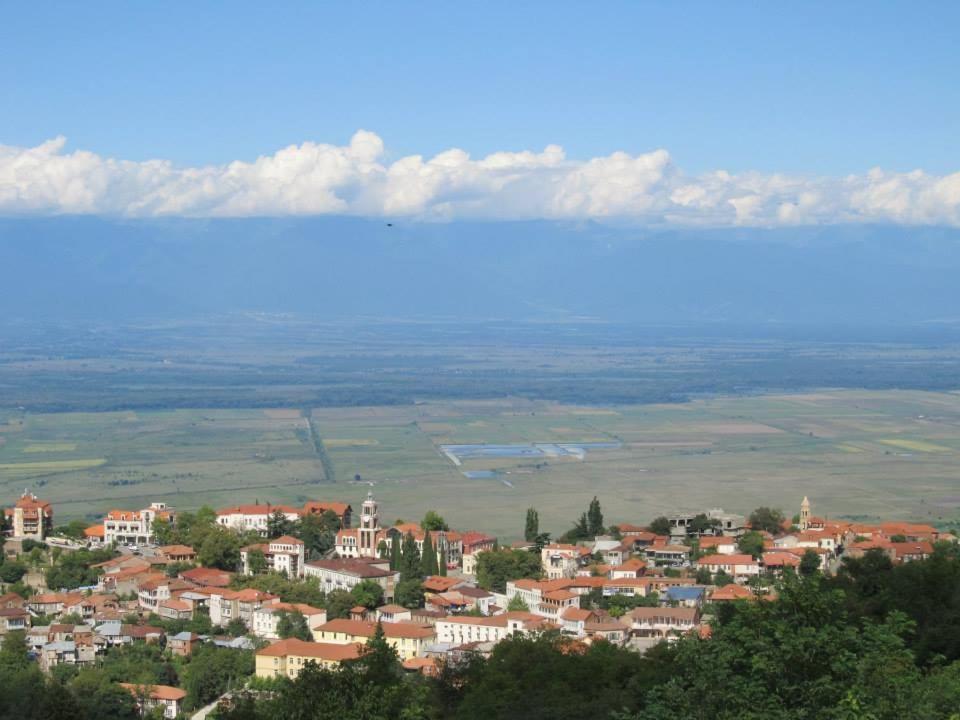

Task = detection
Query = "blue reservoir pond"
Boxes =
[439,442,622,478]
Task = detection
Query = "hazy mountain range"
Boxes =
[2,216,959,328]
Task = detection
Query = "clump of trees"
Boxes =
[749,506,787,534]
[476,549,542,593]
[558,497,605,543]
[648,516,670,536]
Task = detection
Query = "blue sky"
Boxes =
[2,1,957,175]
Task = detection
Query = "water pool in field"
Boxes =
[440,441,621,466]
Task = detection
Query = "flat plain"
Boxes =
[2,390,960,538]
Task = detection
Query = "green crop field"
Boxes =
[2,390,960,538]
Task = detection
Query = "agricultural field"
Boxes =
[2,390,960,538]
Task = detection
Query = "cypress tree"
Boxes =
[524,508,539,542]
[439,546,448,576]
[400,532,420,580]
[587,496,604,537]
[421,531,437,576]
[389,535,400,570]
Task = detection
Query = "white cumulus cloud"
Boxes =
[1,131,959,226]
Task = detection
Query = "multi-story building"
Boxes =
[668,508,746,538]
[434,611,547,645]
[695,553,760,581]
[460,531,496,576]
[251,601,326,640]
[215,504,301,536]
[644,544,691,567]
[302,501,352,529]
[504,579,582,619]
[119,684,187,719]
[240,536,306,577]
[255,638,363,678]
[303,558,398,597]
[311,618,435,660]
[621,607,700,639]
[208,588,277,628]
[5,491,53,540]
[103,503,174,546]
[541,544,589,580]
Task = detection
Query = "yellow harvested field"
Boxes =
[835,444,865,453]
[23,443,78,453]
[324,438,379,447]
[878,439,952,453]
[0,458,107,473]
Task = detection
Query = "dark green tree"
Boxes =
[737,530,765,558]
[399,532,421,581]
[245,549,267,575]
[649,516,671,536]
[394,579,425,609]
[800,548,822,576]
[181,644,254,709]
[688,513,721,536]
[277,610,312,641]
[421,511,449,532]
[587,496,604,537]
[420,532,438,576]
[749,506,787,534]
[296,510,339,558]
[357,622,402,687]
[350,580,384,609]
[476,549,542,593]
[266,509,292,538]
[389,535,401,571]
[198,527,241,571]
[524,508,539,542]
[325,589,354,620]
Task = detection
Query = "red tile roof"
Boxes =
[120,683,187,702]
[257,638,363,661]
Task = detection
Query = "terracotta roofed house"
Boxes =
[302,501,352,528]
[216,504,302,536]
[119,683,186,719]
[311,618,435,659]
[103,503,173,546]
[256,638,363,678]
[5,491,53,540]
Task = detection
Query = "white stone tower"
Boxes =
[358,491,380,557]
[799,496,811,531]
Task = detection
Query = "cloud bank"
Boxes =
[1,132,959,226]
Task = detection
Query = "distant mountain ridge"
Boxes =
[2,216,959,326]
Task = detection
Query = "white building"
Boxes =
[251,601,326,640]
[5,491,53,541]
[694,554,760,581]
[541,544,586,580]
[434,611,547,645]
[303,558,398,597]
[209,589,277,628]
[622,607,700,639]
[216,504,301,536]
[505,579,581,620]
[103,503,174,546]
[240,536,306,578]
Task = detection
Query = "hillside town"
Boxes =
[0,485,954,717]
